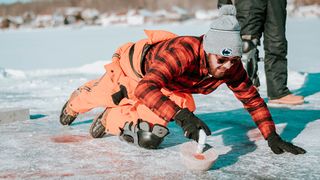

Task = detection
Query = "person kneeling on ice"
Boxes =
[60,5,305,154]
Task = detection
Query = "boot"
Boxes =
[268,94,304,105]
[59,101,78,125]
[59,89,80,125]
[89,109,107,138]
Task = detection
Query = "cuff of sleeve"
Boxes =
[260,122,276,140]
[164,105,181,122]
[149,101,182,122]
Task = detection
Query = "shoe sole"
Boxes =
[89,109,107,138]
[59,101,77,125]
[268,99,304,105]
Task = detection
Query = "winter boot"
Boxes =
[60,101,78,125]
[268,94,304,105]
[89,109,107,138]
[59,89,80,125]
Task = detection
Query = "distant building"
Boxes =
[33,15,52,28]
[127,9,144,25]
[0,16,22,29]
[0,18,10,29]
[22,11,35,24]
[81,8,100,25]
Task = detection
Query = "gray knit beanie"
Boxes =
[203,5,242,57]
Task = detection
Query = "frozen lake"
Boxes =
[0,18,320,179]
[0,18,319,72]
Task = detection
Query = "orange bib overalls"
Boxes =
[69,30,196,135]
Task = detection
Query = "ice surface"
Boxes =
[0,19,320,179]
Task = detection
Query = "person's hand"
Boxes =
[217,0,233,8]
[267,132,306,155]
[174,108,211,141]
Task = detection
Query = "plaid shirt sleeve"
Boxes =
[226,63,276,139]
[134,43,194,122]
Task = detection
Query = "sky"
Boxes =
[0,0,31,4]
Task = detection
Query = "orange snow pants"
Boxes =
[68,48,195,136]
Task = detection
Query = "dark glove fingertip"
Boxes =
[297,147,307,154]
[274,150,284,155]
[205,129,211,136]
[198,121,211,135]
[195,133,199,142]
[271,147,284,154]
[289,149,299,155]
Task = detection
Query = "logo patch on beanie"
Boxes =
[221,48,233,57]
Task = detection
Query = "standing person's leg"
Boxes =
[263,0,303,105]
[235,0,267,87]
[263,0,290,99]
[235,0,266,38]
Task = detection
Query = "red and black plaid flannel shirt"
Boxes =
[134,36,275,139]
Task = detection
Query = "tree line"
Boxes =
[0,0,318,17]
[0,0,218,16]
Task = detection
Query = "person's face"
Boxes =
[207,54,241,78]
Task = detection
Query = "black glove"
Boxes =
[267,131,306,155]
[174,108,211,141]
[217,0,233,8]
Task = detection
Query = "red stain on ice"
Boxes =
[194,153,205,160]
[0,173,16,179]
[61,173,74,177]
[51,134,90,143]
[24,172,75,178]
